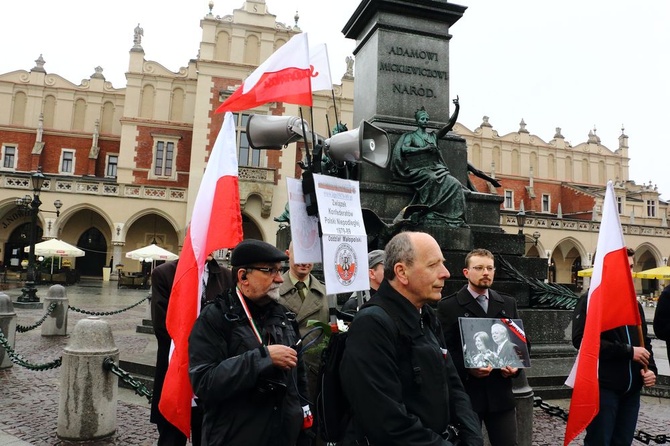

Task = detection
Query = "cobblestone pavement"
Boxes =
[1,280,669,445]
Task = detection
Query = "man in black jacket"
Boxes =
[437,248,523,446]
[572,248,657,445]
[653,284,670,368]
[188,239,308,446]
[340,231,482,445]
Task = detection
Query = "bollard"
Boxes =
[513,369,535,446]
[57,316,119,441]
[42,284,68,336]
[0,293,17,369]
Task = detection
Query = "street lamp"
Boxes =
[516,210,526,235]
[16,169,62,303]
[531,231,541,246]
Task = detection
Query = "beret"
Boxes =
[368,249,386,268]
[230,239,288,267]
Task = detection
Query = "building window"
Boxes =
[60,150,75,174]
[504,190,514,209]
[234,113,261,167]
[617,196,623,214]
[541,194,550,213]
[106,154,118,178]
[647,200,656,218]
[2,144,17,170]
[150,136,179,180]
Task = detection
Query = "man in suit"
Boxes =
[150,254,233,446]
[278,242,329,402]
[278,242,330,333]
[491,323,524,368]
[437,248,523,446]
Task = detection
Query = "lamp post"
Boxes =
[16,169,62,303]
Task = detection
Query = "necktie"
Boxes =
[296,281,307,301]
[476,294,488,313]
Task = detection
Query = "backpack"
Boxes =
[314,299,409,443]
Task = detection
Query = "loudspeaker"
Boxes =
[246,115,311,150]
[323,121,390,168]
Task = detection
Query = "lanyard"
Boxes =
[236,287,263,345]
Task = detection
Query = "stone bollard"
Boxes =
[513,369,534,446]
[42,285,68,336]
[0,293,17,369]
[57,316,119,441]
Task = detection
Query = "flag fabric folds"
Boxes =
[216,33,312,113]
[563,181,641,445]
[159,112,243,437]
[309,43,333,92]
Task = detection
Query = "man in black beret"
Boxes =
[188,239,310,446]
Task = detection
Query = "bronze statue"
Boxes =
[390,99,467,227]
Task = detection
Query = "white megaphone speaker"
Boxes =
[323,121,390,168]
[246,115,311,150]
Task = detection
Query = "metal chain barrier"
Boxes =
[16,301,58,333]
[102,357,152,403]
[68,295,149,316]
[0,327,62,371]
[533,396,668,444]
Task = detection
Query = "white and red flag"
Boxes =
[216,33,312,113]
[309,43,333,92]
[159,112,243,437]
[563,181,641,445]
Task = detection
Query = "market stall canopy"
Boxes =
[633,266,670,280]
[125,243,179,261]
[577,268,593,277]
[25,238,85,257]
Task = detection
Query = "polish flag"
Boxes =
[309,43,333,92]
[159,112,243,437]
[563,181,641,445]
[216,33,312,113]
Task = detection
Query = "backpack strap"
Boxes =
[365,300,421,385]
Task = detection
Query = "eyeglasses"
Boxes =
[470,266,495,272]
[245,266,283,277]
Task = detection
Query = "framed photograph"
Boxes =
[458,317,531,368]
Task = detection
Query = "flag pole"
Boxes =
[330,89,340,131]
[637,325,648,372]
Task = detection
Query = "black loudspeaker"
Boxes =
[323,121,390,168]
[246,115,311,150]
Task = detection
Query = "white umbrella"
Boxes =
[28,239,85,257]
[125,243,179,261]
[24,239,85,273]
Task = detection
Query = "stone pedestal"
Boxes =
[42,285,68,336]
[0,293,16,369]
[57,317,118,441]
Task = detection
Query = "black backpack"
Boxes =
[314,299,409,443]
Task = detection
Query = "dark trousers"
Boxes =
[156,406,203,446]
[479,408,517,446]
[585,388,640,446]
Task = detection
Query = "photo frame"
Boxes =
[458,317,531,369]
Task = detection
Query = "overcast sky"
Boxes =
[3,0,668,199]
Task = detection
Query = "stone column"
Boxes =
[0,293,17,369]
[57,317,118,440]
[513,369,534,446]
[41,285,68,336]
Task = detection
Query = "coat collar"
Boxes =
[367,280,434,332]
[455,285,505,317]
